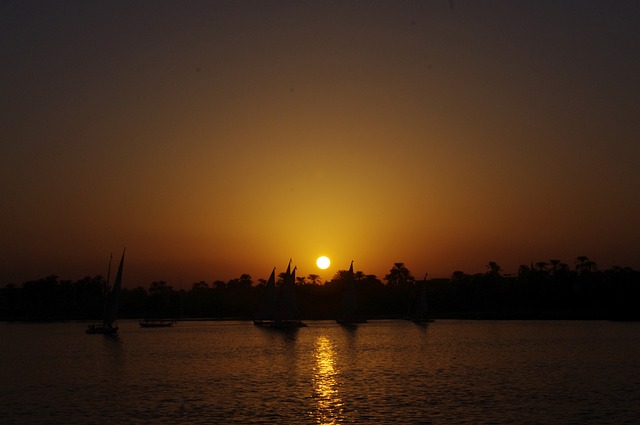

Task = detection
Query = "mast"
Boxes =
[101,253,113,325]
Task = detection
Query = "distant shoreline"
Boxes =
[3,315,638,323]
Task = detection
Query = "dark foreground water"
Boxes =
[1,320,639,424]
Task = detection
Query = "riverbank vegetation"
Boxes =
[1,257,638,321]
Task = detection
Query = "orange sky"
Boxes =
[2,1,639,287]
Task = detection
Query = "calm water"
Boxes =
[1,320,639,424]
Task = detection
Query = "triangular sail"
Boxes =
[257,258,306,328]
[410,274,432,322]
[284,259,291,280]
[287,266,300,318]
[255,268,277,321]
[413,281,428,320]
[340,261,358,319]
[103,249,125,328]
[275,259,300,321]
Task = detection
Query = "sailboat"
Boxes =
[337,261,367,325]
[86,249,125,334]
[269,260,306,328]
[253,267,277,326]
[410,275,434,324]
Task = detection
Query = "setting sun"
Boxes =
[316,256,331,270]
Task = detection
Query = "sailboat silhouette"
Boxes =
[86,249,125,334]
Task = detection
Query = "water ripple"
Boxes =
[1,320,640,424]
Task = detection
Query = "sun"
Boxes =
[316,256,331,270]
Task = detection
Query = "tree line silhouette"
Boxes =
[1,257,638,321]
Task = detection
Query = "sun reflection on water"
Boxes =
[312,335,344,424]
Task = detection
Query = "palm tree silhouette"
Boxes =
[384,262,414,287]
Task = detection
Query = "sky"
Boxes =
[2,0,639,287]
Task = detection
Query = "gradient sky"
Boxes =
[2,1,639,287]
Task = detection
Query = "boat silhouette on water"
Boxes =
[409,275,435,324]
[336,261,367,325]
[254,260,306,328]
[253,267,278,327]
[86,249,125,334]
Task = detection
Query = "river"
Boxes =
[1,320,639,424]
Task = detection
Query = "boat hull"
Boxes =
[139,323,174,328]
[255,319,307,328]
[411,318,435,324]
[86,325,118,334]
[139,320,176,328]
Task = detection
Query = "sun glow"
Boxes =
[312,336,343,423]
[316,256,331,270]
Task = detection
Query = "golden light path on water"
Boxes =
[311,335,344,424]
